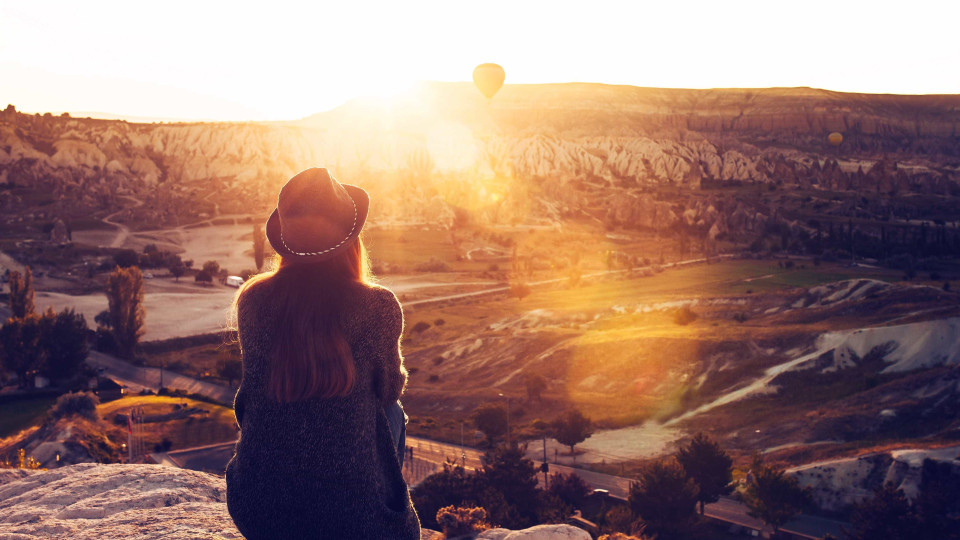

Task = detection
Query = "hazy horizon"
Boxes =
[10,80,960,125]
[3,0,958,122]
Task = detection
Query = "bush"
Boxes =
[414,258,451,272]
[673,306,697,326]
[52,391,100,420]
[412,321,431,334]
[488,264,499,272]
[433,356,444,366]
[428,374,440,383]
[436,506,490,537]
[434,318,445,326]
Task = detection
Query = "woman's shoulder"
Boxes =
[356,283,402,316]
[346,283,404,331]
[236,275,275,314]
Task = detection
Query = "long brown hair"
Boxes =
[230,237,373,403]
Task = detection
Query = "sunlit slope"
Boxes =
[3,83,959,230]
[401,260,960,451]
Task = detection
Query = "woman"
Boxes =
[225,168,421,539]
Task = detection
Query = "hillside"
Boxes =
[2,84,959,237]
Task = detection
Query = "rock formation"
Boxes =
[0,463,590,539]
[2,83,957,233]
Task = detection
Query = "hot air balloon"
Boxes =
[828,132,843,146]
[473,63,505,99]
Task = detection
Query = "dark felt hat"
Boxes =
[265,168,369,260]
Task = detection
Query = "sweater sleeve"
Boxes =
[373,287,408,407]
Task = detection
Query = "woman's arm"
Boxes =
[373,287,408,407]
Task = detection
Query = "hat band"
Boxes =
[279,198,358,256]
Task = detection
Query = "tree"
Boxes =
[0,314,44,387]
[202,260,220,276]
[253,223,266,272]
[547,472,591,512]
[217,358,243,388]
[410,460,478,530]
[113,249,139,268]
[552,409,593,462]
[195,270,213,285]
[51,391,100,420]
[675,432,733,515]
[472,403,508,445]
[7,267,35,318]
[169,264,186,282]
[107,266,145,359]
[845,483,918,540]
[914,458,960,540]
[523,373,547,402]
[740,455,809,537]
[39,307,89,381]
[94,310,112,328]
[476,441,542,529]
[628,458,700,538]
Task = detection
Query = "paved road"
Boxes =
[405,255,732,309]
[87,350,235,404]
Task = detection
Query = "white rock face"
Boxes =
[478,524,592,540]
[0,464,583,539]
[788,445,960,511]
[0,463,240,540]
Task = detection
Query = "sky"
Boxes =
[1,0,958,121]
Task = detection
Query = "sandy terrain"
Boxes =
[33,272,496,342]
[36,286,237,342]
[526,420,681,464]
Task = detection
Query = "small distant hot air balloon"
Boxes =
[828,132,843,146]
[473,63,505,99]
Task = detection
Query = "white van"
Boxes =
[226,275,245,288]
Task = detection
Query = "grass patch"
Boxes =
[98,395,238,451]
[141,342,238,383]
[0,396,58,438]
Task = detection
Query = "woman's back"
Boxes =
[225,278,420,539]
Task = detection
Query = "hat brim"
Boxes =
[265,184,370,260]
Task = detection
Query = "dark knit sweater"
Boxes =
[225,281,421,539]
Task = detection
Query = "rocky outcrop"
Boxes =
[788,445,960,512]
[0,463,588,539]
[2,84,958,231]
[0,463,240,539]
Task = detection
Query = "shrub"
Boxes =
[673,306,697,326]
[433,356,444,366]
[414,258,451,272]
[412,321,431,334]
[434,318,445,326]
[488,264,499,272]
[436,505,490,537]
[733,313,749,323]
[510,282,531,301]
[52,391,100,420]
[428,374,440,383]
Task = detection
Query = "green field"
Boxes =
[0,396,58,438]
[98,395,238,450]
